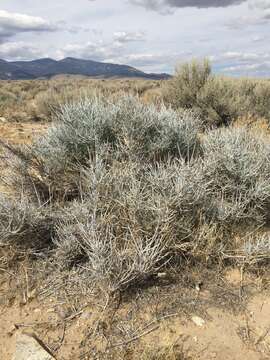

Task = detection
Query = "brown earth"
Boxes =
[0,122,48,145]
[1,265,270,360]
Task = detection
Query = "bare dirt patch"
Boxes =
[0,122,48,145]
[1,263,270,359]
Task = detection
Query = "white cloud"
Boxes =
[212,50,270,63]
[0,41,43,60]
[221,51,260,61]
[210,50,270,76]
[249,0,270,10]
[57,40,124,61]
[113,31,146,43]
[252,34,265,41]
[106,51,185,72]
[223,61,270,75]
[225,14,268,28]
[56,37,182,72]
[227,0,270,28]
[0,10,57,41]
[57,31,147,63]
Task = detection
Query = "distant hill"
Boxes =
[0,57,171,80]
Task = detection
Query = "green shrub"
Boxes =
[164,59,211,109]
[163,59,270,127]
[249,81,270,120]
[0,89,18,112]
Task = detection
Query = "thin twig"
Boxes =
[239,264,244,300]
[64,310,84,322]
[255,327,270,346]
[0,267,14,276]
[53,322,66,352]
[109,325,159,348]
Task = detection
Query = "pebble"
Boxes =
[191,316,205,327]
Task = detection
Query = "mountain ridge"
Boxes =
[0,57,171,80]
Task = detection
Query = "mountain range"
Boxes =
[0,57,170,80]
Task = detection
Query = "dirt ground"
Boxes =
[0,121,48,145]
[1,122,270,360]
[1,265,270,360]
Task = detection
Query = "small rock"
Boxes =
[191,316,205,327]
[157,272,167,278]
[7,324,17,337]
[13,333,55,360]
[0,116,7,123]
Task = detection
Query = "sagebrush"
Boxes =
[1,88,270,292]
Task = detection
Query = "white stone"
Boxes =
[191,315,205,327]
[13,333,55,360]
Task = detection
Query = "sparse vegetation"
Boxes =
[1,59,270,360]
[1,86,270,293]
[0,78,161,122]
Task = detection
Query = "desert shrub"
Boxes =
[196,76,239,126]
[54,152,241,289]
[54,159,173,291]
[164,59,270,127]
[0,193,55,250]
[202,127,270,225]
[4,90,270,292]
[163,59,211,109]
[249,80,270,120]
[32,86,98,120]
[0,140,59,202]
[243,232,270,260]
[111,98,201,160]
[54,152,236,290]
[51,95,201,162]
[0,88,18,113]
[142,87,163,105]
[230,78,270,122]
[3,96,201,202]
[57,212,170,292]
[163,59,239,127]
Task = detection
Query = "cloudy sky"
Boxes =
[0,0,270,76]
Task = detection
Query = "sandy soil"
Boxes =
[0,267,270,360]
[0,122,48,145]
